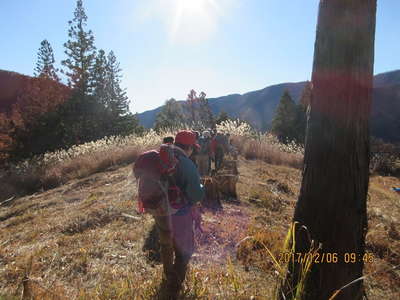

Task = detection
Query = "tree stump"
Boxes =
[201,176,222,210]
[214,160,239,201]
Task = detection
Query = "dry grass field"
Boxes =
[0,155,399,299]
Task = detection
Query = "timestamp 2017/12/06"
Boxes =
[278,252,374,264]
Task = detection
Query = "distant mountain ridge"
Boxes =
[138,81,306,130]
[1,69,399,143]
[137,70,400,142]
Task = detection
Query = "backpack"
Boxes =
[133,144,186,216]
[198,136,210,155]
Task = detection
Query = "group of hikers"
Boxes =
[133,129,235,300]
[164,129,232,176]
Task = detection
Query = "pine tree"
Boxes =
[59,0,100,144]
[106,50,130,117]
[271,90,297,142]
[294,82,312,144]
[299,81,312,108]
[92,49,108,106]
[34,39,59,81]
[215,111,230,125]
[62,0,96,96]
[113,113,144,136]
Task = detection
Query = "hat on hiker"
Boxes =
[192,131,200,140]
[202,131,211,138]
[175,130,200,149]
[163,136,174,144]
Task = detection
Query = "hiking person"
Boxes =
[196,131,212,176]
[134,130,204,299]
[163,136,174,144]
[214,132,225,170]
[189,131,200,167]
[210,131,217,170]
[229,139,238,160]
[225,133,231,155]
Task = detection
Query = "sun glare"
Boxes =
[138,0,227,44]
[170,0,221,43]
[176,0,219,14]
[177,0,204,13]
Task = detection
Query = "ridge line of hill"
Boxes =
[137,70,400,143]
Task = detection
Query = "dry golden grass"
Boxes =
[0,155,399,299]
[232,136,303,169]
[0,126,302,203]
[0,145,147,202]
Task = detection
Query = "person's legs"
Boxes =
[215,148,223,170]
[171,213,194,292]
[154,216,175,282]
[204,155,210,176]
[215,150,219,170]
[201,154,210,176]
[197,154,207,177]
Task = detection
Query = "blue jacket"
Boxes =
[174,147,205,215]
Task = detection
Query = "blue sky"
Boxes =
[1,0,399,113]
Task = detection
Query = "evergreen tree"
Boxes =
[34,39,59,81]
[299,81,312,108]
[92,49,108,106]
[294,82,312,144]
[215,111,231,125]
[59,0,100,144]
[106,50,130,117]
[271,90,297,142]
[113,113,144,136]
[154,98,186,132]
[62,0,96,96]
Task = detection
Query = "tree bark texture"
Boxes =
[280,1,376,299]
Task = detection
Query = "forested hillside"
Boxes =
[0,70,70,161]
[138,70,400,142]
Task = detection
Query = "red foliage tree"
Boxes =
[0,71,70,163]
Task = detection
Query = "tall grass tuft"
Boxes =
[236,222,319,300]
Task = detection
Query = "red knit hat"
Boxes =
[175,130,200,149]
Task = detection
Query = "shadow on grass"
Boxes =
[143,222,161,263]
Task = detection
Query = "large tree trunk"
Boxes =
[279,1,376,300]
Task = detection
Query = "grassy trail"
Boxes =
[0,157,399,299]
